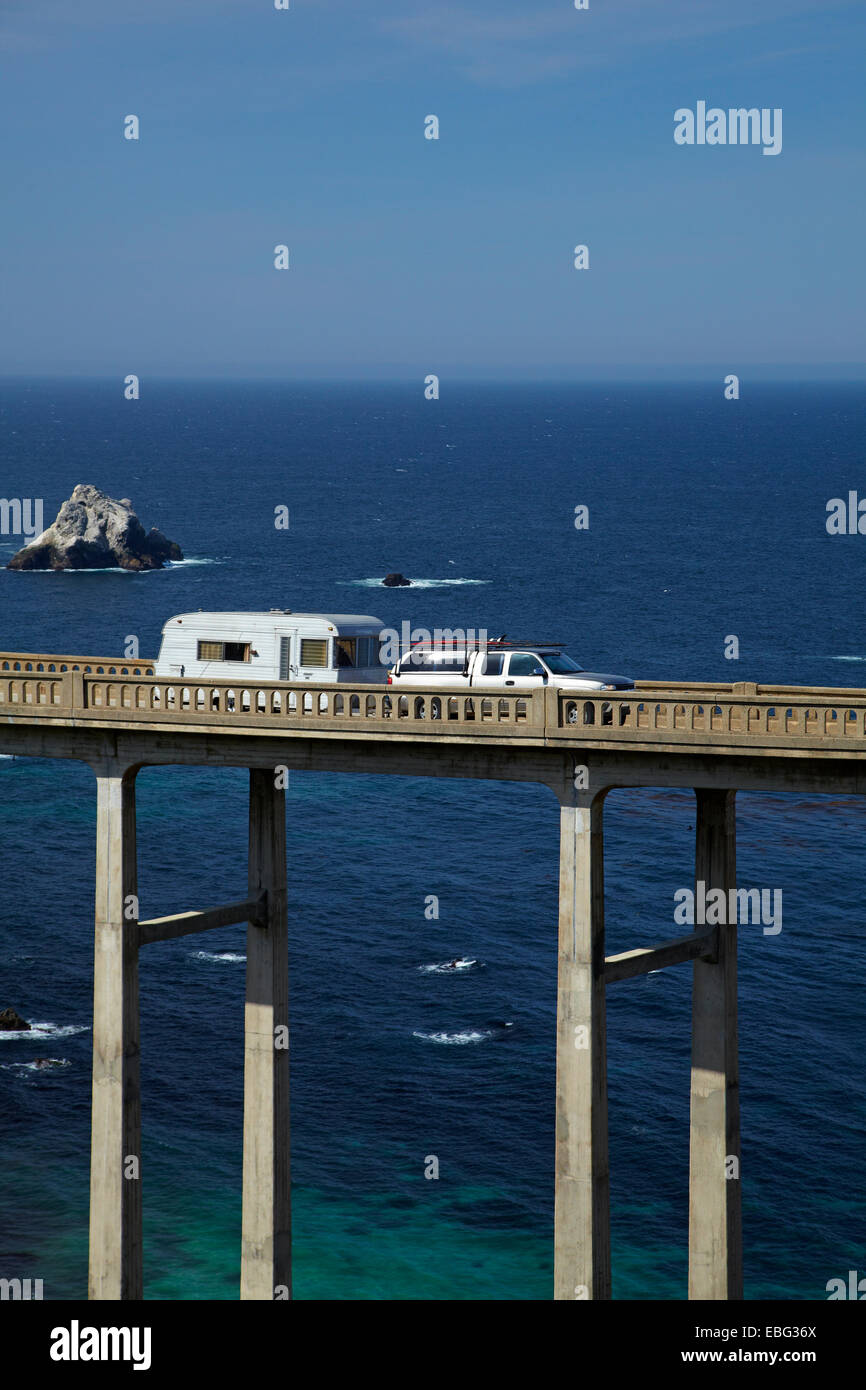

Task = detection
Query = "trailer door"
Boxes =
[279,635,293,680]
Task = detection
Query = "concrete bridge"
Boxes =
[3,649,865,1300]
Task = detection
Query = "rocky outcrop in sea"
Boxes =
[0,1007,30,1031]
[6,484,183,571]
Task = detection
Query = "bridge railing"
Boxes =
[0,653,155,676]
[4,655,866,748]
[0,664,543,732]
[552,682,866,746]
[81,677,544,730]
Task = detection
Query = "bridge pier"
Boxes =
[554,790,611,1299]
[86,763,290,1300]
[88,763,142,1300]
[688,788,742,1299]
[554,780,742,1301]
[240,769,291,1300]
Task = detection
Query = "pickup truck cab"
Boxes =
[388,642,633,693]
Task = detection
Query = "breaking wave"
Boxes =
[2,1058,71,1073]
[413,1029,494,1045]
[342,578,490,589]
[0,1021,88,1042]
[419,959,479,974]
[191,950,246,963]
[164,558,223,568]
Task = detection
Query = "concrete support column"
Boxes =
[554,790,610,1300]
[689,788,742,1299]
[240,769,290,1300]
[88,765,142,1300]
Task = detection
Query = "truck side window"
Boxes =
[509,653,544,676]
[482,654,504,675]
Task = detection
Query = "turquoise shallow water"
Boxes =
[2,382,865,1299]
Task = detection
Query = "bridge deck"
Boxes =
[2,653,866,757]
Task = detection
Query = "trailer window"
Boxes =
[197,640,251,663]
[335,638,357,668]
[359,637,384,667]
[300,639,329,667]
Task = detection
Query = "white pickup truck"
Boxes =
[387,642,634,693]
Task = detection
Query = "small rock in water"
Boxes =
[0,1007,31,1031]
[382,572,411,587]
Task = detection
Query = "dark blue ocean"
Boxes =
[1,380,865,1299]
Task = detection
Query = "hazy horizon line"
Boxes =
[1,368,863,386]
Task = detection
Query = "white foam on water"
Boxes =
[164,558,223,568]
[412,1029,493,1045]
[18,557,222,575]
[2,1058,71,1073]
[342,578,490,589]
[0,1021,88,1041]
[419,959,479,974]
[191,950,246,963]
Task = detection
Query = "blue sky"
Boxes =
[1,0,863,377]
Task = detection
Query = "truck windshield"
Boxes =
[540,652,584,674]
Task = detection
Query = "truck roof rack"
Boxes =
[407,638,565,650]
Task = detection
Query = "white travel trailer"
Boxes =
[154,611,387,683]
